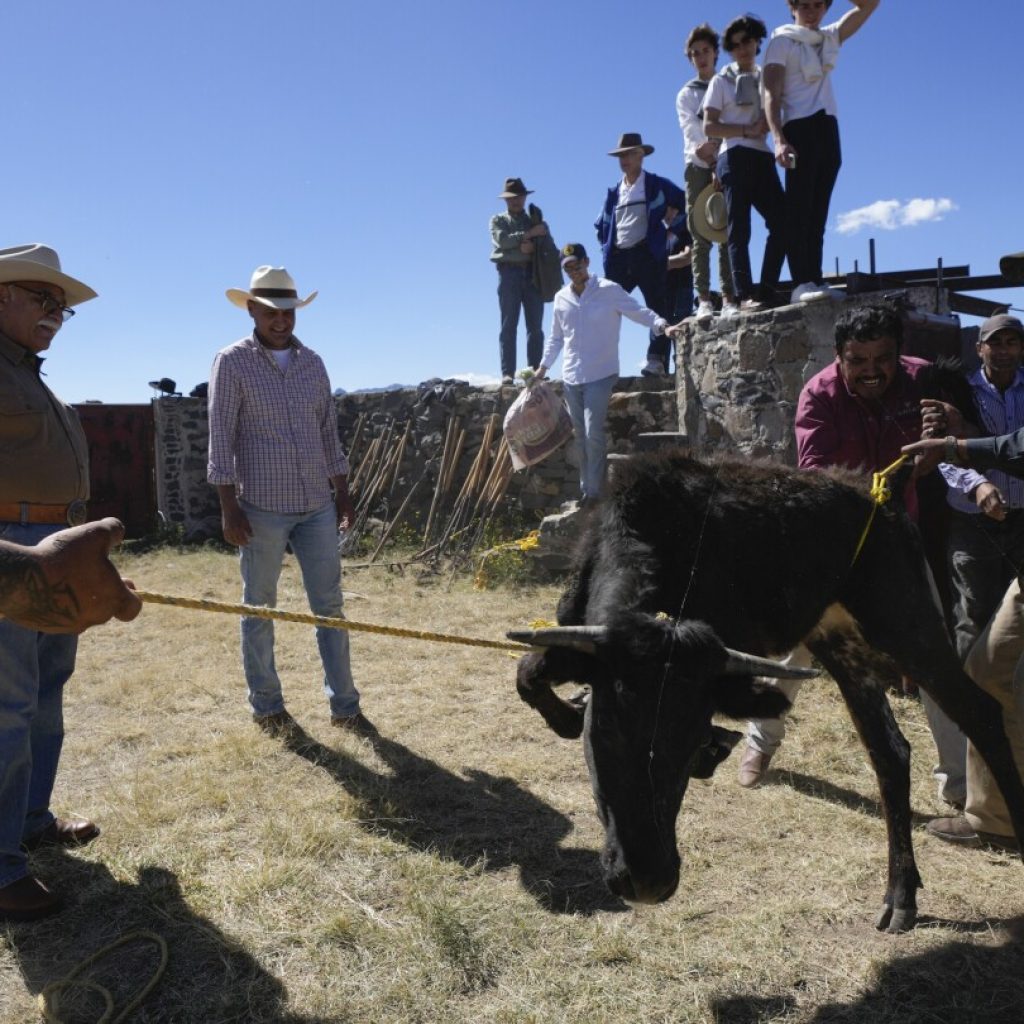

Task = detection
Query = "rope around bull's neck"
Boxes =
[133,591,530,652]
[850,454,909,566]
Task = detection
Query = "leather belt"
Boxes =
[0,500,88,527]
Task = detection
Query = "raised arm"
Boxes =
[836,0,880,43]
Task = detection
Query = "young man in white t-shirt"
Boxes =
[763,0,880,303]
[704,14,787,314]
[675,23,736,320]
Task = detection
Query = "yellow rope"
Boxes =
[850,454,909,566]
[134,591,530,653]
[38,930,168,1023]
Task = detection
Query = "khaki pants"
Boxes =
[684,163,734,300]
[963,578,1024,836]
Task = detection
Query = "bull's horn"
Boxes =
[722,648,821,679]
[506,625,607,653]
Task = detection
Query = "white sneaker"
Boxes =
[821,284,845,302]
[791,282,829,303]
[694,299,715,319]
[641,358,667,377]
[720,302,740,319]
[740,298,766,313]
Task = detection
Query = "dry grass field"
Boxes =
[3,545,1024,1023]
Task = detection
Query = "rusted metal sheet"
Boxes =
[74,404,156,538]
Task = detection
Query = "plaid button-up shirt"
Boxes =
[207,333,349,514]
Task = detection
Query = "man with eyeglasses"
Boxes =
[763,0,880,304]
[0,243,106,921]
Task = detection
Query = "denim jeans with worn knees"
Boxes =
[564,375,617,500]
[0,521,78,888]
[497,264,544,378]
[239,500,359,719]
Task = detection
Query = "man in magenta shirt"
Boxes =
[739,304,966,807]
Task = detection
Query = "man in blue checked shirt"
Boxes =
[208,265,369,738]
[939,314,1024,661]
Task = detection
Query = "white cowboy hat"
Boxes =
[692,184,728,246]
[0,243,97,306]
[226,265,318,310]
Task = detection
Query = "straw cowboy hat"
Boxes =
[608,132,655,156]
[0,243,97,306]
[498,177,534,199]
[226,266,318,310]
[692,183,728,245]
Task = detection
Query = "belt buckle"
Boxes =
[66,500,88,527]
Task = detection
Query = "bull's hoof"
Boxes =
[874,902,916,933]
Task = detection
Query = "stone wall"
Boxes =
[153,377,677,540]
[674,288,953,464]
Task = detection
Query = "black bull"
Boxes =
[511,451,1024,932]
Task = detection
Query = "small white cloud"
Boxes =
[451,371,502,387]
[836,197,957,235]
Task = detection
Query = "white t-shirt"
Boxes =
[614,172,648,250]
[704,67,770,154]
[763,22,842,123]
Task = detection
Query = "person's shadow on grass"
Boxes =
[282,721,621,916]
[710,914,1024,1024]
[5,854,334,1023]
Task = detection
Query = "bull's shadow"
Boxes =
[282,724,621,915]
[770,769,932,827]
[710,915,1024,1024]
[4,853,331,1023]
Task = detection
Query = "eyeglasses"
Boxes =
[10,284,75,321]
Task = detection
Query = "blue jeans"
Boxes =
[564,375,617,500]
[239,500,360,719]
[0,521,78,888]
[496,264,544,378]
[717,146,787,301]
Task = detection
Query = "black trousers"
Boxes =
[782,110,842,286]
[604,244,670,368]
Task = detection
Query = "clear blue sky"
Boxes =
[8,1,1022,403]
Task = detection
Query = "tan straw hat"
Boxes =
[692,183,728,245]
[226,265,318,310]
[0,243,97,306]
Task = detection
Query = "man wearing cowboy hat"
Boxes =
[0,243,108,920]
[208,266,367,736]
[489,178,550,385]
[595,133,686,377]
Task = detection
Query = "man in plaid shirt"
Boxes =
[208,265,367,735]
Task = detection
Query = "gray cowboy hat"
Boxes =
[608,132,655,156]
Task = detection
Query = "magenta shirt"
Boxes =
[795,356,930,518]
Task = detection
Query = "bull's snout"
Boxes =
[603,853,680,904]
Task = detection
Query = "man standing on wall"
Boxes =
[489,178,549,385]
[208,265,367,737]
[595,134,685,377]
[676,23,737,320]
[763,0,880,303]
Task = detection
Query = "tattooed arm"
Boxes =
[0,519,141,633]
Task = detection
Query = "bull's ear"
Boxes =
[712,678,793,721]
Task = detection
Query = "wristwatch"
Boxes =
[944,435,959,464]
